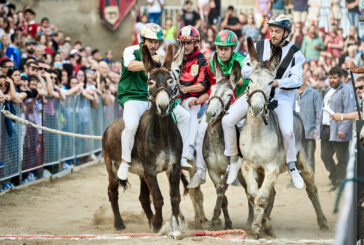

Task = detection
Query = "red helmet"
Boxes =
[177,25,200,41]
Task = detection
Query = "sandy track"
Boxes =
[0,145,339,244]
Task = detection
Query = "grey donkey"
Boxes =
[202,53,254,229]
[239,37,328,238]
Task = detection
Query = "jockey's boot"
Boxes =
[117,161,130,180]
[226,156,242,185]
[181,157,192,169]
[186,145,195,161]
[288,162,305,189]
[188,171,206,189]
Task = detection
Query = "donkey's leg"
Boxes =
[298,151,329,230]
[241,163,259,206]
[139,176,153,227]
[237,170,254,226]
[144,174,164,232]
[221,195,232,229]
[209,170,228,228]
[252,166,278,238]
[168,164,181,220]
[188,168,208,227]
[104,154,125,230]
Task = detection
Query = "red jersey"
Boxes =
[179,46,208,99]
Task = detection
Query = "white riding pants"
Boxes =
[194,114,208,180]
[121,100,191,162]
[181,97,201,147]
[221,94,249,157]
[273,93,297,163]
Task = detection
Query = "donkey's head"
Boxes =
[142,44,183,117]
[246,37,281,118]
[205,52,241,125]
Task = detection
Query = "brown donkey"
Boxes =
[102,44,187,233]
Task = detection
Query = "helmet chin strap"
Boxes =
[270,31,289,47]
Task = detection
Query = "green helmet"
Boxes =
[140,23,164,41]
[215,30,238,47]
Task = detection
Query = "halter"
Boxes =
[147,84,177,116]
[246,85,270,126]
[207,94,232,127]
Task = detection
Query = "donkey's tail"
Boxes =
[181,173,189,196]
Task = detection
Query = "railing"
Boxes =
[0,95,122,182]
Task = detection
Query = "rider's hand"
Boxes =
[271,80,279,87]
[338,131,345,139]
[188,98,199,107]
[331,113,342,121]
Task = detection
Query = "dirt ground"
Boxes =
[0,144,340,244]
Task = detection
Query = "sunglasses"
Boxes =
[51,76,57,80]
[356,85,364,90]
[38,67,47,71]
[0,83,9,88]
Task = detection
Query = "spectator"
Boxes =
[147,0,164,25]
[220,6,242,39]
[254,0,272,25]
[271,0,285,16]
[207,0,220,33]
[257,15,270,40]
[133,14,148,45]
[180,0,201,29]
[22,8,37,39]
[330,0,342,27]
[37,17,55,36]
[163,17,177,45]
[195,0,209,24]
[291,0,308,26]
[242,13,259,41]
[307,0,321,27]
[319,66,356,190]
[344,25,359,53]
[294,72,322,171]
[346,0,360,33]
[289,22,304,48]
[324,24,344,59]
[104,50,113,65]
[301,25,323,62]
[354,37,364,67]
[0,58,14,75]
[0,17,13,39]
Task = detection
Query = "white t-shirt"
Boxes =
[322,88,336,126]
[147,0,164,13]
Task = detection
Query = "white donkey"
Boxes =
[239,37,328,237]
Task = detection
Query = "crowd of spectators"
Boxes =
[0,1,121,190]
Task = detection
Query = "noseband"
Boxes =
[246,88,269,125]
[148,85,178,115]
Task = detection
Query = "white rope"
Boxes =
[1,109,102,140]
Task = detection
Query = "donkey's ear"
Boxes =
[268,46,282,72]
[229,60,241,84]
[163,44,174,70]
[173,44,184,67]
[247,37,259,67]
[141,45,156,73]
[212,52,223,81]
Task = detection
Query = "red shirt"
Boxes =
[22,20,38,39]
[179,46,208,99]
[326,34,344,58]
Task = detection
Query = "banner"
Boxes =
[99,0,136,30]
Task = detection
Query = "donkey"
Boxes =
[239,37,328,237]
[203,53,254,229]
[102,44,187,232]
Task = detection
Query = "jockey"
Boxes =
[188,29,250,188]
[117,23,192,181]
[241,14,305,189]
[177,25,209,161]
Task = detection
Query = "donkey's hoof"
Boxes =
[115,222,126,230]
[210,218,222,228]
[224,220,233,230]
[252,225,263,239]
[319,223,329,231]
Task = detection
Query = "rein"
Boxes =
[246,89,269,125]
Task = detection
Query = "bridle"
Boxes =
[207,94,232,127]
[246,80,274,126]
